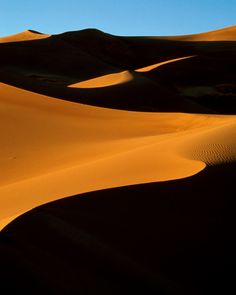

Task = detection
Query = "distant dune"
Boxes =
[0,29,50,43]
[157,25,236,41]
[0,26,236,294]
[0,26,236,113]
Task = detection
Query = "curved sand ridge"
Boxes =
[0,30,50,43]
[69,71,133,88]
[1,82,236,229]
[135,56,195,72]
[69,56,194,89]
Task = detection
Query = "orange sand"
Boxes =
[1,82,236,229]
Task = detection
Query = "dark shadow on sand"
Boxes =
[0,162,235,294]
[1,31,236,113]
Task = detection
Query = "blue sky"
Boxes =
[0,0,235,37]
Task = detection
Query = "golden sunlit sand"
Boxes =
[135,56,195,72]
[0,29,50,43]
[1,82,236,229]
[69,71,134,88]
[69,57,194,89]
[153,24,236,41]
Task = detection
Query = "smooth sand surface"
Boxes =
[69,71,133,88]
[1,82,236,229]
[135,56,195,72]
[153,25,236,41]
[0,30,50,43]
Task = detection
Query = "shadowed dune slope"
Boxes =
[0,26,236,113]
[0,162,235,294]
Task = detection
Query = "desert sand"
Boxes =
[1,82,236,230]
[0,26,236,294]
[0,29,50,43]
[156,24,236,41]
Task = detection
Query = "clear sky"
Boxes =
[0,0,235,37]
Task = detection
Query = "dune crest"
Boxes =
[69,71,133,88]
[135,56,195,72]
[69,56,194,89]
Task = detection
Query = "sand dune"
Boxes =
[1,163,235,294]
[69,71,133,88]
[69,56,195,90]
[0,82,236,230]
[1,26,236,113]
[135,56,195,72]
[0,30,50,43]
[67,56,195,90]
[0,25,236,294]
[154,25,236,41]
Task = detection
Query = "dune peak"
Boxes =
[0,29,50,43]
[24,29,44,35]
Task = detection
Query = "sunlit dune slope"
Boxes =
[135,56,194,72]
[1,83,236,229]
[157,25,236,41]
[69,56,193,90]
[69,71,133,88]
[0,30,50,43]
